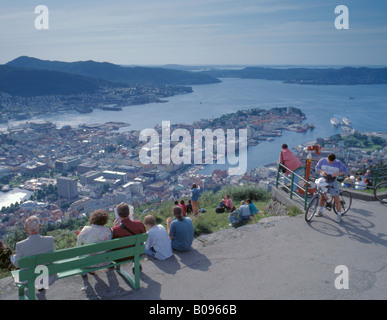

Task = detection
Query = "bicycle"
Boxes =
[374,181,387,203]
[305,179,352,222]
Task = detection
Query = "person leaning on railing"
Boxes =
[279,144,303,191]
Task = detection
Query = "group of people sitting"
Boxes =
[341,170,373,190]
[173,199,193,216]
[77,202,195,264]
[1,191,261,282]
[0,202,195,288]
[215,194,259,226]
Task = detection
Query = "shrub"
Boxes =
[217,184,270,202]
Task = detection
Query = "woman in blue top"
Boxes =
[191,183,201,215]
[246,198,259,216]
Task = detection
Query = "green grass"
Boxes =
[131,184,272,236]
[25,184,270,241]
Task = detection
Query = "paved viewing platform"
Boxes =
[1,198,386,300]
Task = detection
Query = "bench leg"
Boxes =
[27,281,36,300]
[133,260,140,289]
[18,285,27,300]
[115,264,138,289]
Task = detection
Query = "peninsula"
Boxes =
[201,66,387,85]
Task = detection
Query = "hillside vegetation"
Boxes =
[0,65,109,97]
[6,56,221,86]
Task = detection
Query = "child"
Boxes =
[180,200,188,216]
[143,215,173,260]
[186,200,193,214]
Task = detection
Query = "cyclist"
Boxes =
[315,153,348,222]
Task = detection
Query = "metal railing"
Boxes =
[370,166,387,187]
[275,164,312,210]
[275,163,386,207]
[342,166,387,190]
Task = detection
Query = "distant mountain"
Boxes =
[6,56,221,86]
[201,66,387,85]
[0,65,113,97]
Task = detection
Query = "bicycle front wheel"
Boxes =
[305,195,319,222]
[374,181,387,204]
[334,190,352,215]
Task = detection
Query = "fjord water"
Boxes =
[5,78,387,173]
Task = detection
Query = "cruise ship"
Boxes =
[330,117,341,127]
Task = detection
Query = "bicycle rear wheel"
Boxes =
[374,181,387,204]
[334,190,352,215]
[305,195,319,222]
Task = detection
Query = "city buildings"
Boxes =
[56,177,78,200]
[0,109,386,238]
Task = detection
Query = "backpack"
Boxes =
[215,207,225,213]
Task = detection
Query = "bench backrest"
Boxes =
[17,233,148,282]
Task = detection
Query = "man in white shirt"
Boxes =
[143,215,173,260]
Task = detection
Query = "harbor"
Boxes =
[330,116,355,135]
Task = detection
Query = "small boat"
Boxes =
[101,106,123,111]
[1,185,11,192]
[296,125,309,133]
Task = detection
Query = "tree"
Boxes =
[370,136,385,146]
[104,144,116,153]
[101,183,111,195]
[60,201,70,210]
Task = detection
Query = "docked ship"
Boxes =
[330,117,341,127]
[342,117,352,127]
[341,126,355,135]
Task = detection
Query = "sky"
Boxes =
[0,0,386,66]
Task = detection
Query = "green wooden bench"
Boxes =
[11,233,148,300]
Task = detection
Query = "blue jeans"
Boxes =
[145,248,156,258]
[228,215,239,224]
[285,167,304,191]
[228,214,250,224]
